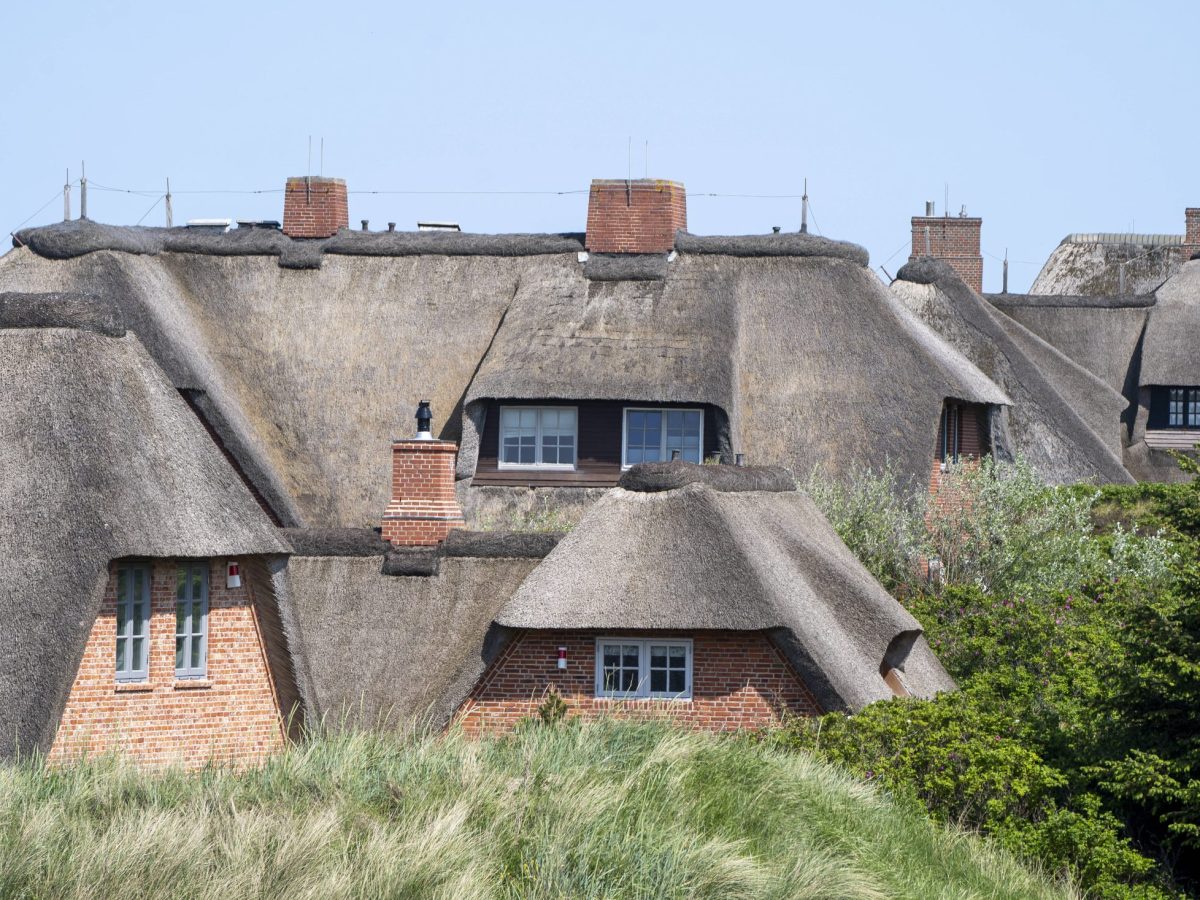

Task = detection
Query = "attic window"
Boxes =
[498,406,577,469]
[622,408,703,468]
[595,638,693,699]
[115,565,150,683]
[1168,388,1200,428]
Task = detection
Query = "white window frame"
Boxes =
[620,407,705,470]
[594,637,693,700]
[115,564,151,683]
[497,405,579,470]
[174,562,209,680]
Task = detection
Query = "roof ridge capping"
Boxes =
[893,255,958,287]
[674,231,868,264]
[618,460,796,493]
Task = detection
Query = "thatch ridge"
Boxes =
[986,292,1156,310]
[675,231,869,263]
[619,460,795,493]
[495,484,955,712]
[0,327,287,758]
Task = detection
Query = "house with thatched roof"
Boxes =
[17,173,1148,766]
[892,206,1200,485]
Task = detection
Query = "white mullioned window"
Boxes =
[622,408,703,468]
[175,562,209,679]
[115,564,151,682]
[498,406,577,469]
[595,638,693,699]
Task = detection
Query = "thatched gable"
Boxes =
[0,321,287,758]
[1030,235,1182,297]
[893,259,1133,485]
[496,465,955,712]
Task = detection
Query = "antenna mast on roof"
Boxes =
[944,183,949,219]
[800,178,809,233]
[79,161,87,220]
[165,178,173,228]
[63,169,70,222]
[1002,249,1009,294]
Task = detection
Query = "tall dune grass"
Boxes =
[0,721,1073,899]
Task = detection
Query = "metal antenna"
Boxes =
[165,178,173,227]
[1002,248,1009,294]
[944,182,949,219]
[63,168,71,221]
[800,178,809,234]
[80,161,87,220]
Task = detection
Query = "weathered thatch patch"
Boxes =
[0,291,125,336]
[618,460,794,493]
[1140,260,1200,387]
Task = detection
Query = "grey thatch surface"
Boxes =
[619,460,795,493]
[381,549,440,576]
[497,483,955,712]
[986,293,1156,310]
[0,328,286,758]
[281,528,390,557]
[1140,260,1200,386]
[988,298,1149,401]
[0,291,125,336]
[894,259,1133,484]
[324,230,585,257]
[583,253,668,281]
[277,555,539,728]
[675,232,869,264]
[1030,239,1181,296]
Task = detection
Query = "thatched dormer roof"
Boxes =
[1140,260,1200,387]
[496,464,955,712]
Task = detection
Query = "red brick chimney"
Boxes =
[1184,208,1200,261]
[585,179,687,254]
[282,176,349,238]
[381,402,465,546]
[908,206,983,293]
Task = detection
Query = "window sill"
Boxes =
[173,679,214,690]
[594,695,693,703]
[496,465,578,472]
[114,682,153,693]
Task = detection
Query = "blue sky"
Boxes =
[2,0,1195,291]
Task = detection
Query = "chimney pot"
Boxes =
[415,400,433,440]
[388,222,396,232]
[361,220,369,231]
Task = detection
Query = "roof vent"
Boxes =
[235,220,282,230]
[417,221,461,232]
[185,218,232,232]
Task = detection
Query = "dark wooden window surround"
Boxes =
[937,401,990,465]
[474,400,721,487]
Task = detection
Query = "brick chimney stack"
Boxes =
[585,179,687,254]
[282,176,349,238]
[908,207,984,293]
[381,403,465,546]
[1184,208,1200,261]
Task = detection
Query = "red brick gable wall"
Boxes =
[49,558,287,768]
[456,630,821,736]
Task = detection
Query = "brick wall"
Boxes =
[909,215,984,293]
[1184,208,1200,260]
[456,629,822,736]
[49,558,288,767]
[928,402,987,509]
[282,176,349,238]
[585,179,687,254]
[381,439,465,545]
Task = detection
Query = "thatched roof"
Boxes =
[465,239,1007,491]
[893,259,1133,485]
[1030,236,1182,296]
[2,222,1011,524]
[0,321,287,758]
[496,467,955,712]
[275,554,542,728]
[987,293,1152,397]
[1140,260,1200,387]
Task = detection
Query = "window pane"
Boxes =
[519,409,537,428]
[177,602,187,634]
[620,669,637,692]
[519,441,535,465]
[115,638,126,672]
[132,602,145,635]
[177,567,187,600]
[622,647,639,669]
[650,647,667,668]
[132,638,144,672]
[117,569,128,601]
[669,646,686,666]
[192,636,204,670]
[650,670,666,692]
[603,646,620,667]
[192,568,203,601]
[116,600,128,636]
[669,671,686,693]
[501,437,521,463]
[176,636,185,670]
[501,408,519,428]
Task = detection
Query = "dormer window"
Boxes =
[1148,387,1200,430]
[622,408,703,467]
[498,406,577,469]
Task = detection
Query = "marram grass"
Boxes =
[0,721,1074,899]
